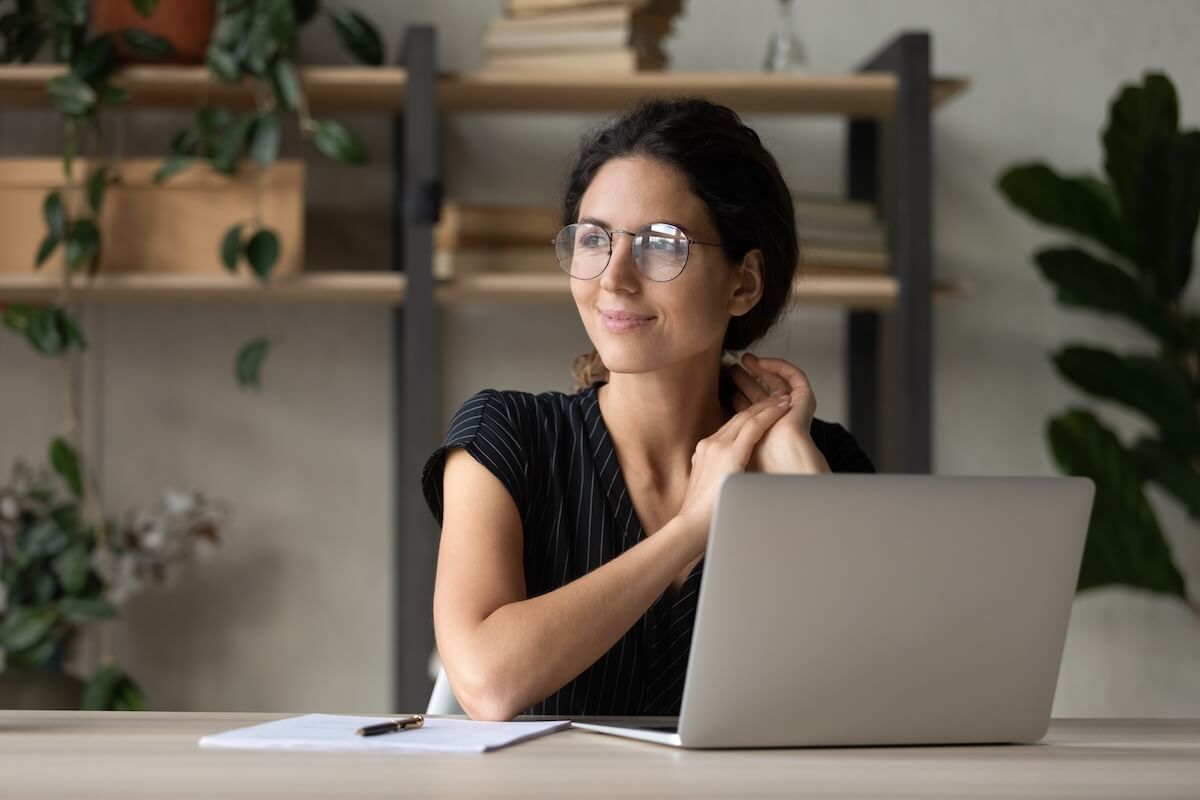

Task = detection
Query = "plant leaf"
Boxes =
[1047,408,1186,597]
[65,218,101,272]
[244,228,279,280]
[153,153,191,184]
[1102,73,1184,294]
[211,113,254,175]
[21,516,67,558]
[49,436,82,496]
[205,43,241,83]
[130,0,159,18]
[1133,437,1200,521]
[120,27,173,60]
[86,165,109,213]
[235,337,271,389]
[81,665,120,710]
[35,233,60,268]
[52,542,90,595]
[220,224,243,272]
[250,112,280,168]
[312,119,366,164]
[74,33,115,82]
[46,72,95,116]
[59,596,116,622]
[43,190,67,239]
[1034,247,1174,346]
[271,58,301,111]
[997,164,1131,260]
[0,607,57,652]
[1161,131,1200,298]
[329,8,383,66]
[1052,345,1200,458]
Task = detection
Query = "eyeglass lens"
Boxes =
[554,222,689,282]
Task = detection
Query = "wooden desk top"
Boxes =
[1,712,1198,799]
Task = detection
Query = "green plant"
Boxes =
[998,72,1200,615]
[156,0,382,388]
[0,455,226,709]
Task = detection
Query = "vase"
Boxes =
[91,0,216,64]
[0,668,84,710]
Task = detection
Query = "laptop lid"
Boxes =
[670,474,1093,748]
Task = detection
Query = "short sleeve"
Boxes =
[421,389,531,528]
[810,419,876,474]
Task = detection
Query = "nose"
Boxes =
[598,230,641,293]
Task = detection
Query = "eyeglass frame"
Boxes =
[550,221,724,283]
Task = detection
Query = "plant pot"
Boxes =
[0,668,84,710]
[0,158,306,276]
[91,0,216,64]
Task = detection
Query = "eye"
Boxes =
[580,234,607,248]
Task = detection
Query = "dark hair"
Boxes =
[563,97,799,391]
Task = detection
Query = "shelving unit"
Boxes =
[0,272,963,308]
[0,29,967,711]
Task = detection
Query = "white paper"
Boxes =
[199,714,571,754]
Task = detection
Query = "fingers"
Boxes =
[731,396,791,454]
[716,393,790,443]
[740,353,790,397]
[729,362,770,406]
[744,353,814,404]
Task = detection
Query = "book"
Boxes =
[483,21,672,54]
[483,47,665,73]
[434,247,561,280]
[436,202,563,249]
[793,194,880,228]
[489,6,663,32]
[505,0,682,18]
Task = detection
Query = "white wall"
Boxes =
[2,0,1199,715]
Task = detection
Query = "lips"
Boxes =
[600,309,655,333]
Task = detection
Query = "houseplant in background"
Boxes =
[998,72,1200,616]
[154,0,383,388]
[0,458,226,709]
[0,0,381,708]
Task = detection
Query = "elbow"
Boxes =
[451,666,526,722]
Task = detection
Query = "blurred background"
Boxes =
[0,0,1198,716]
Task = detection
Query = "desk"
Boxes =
[1,712,1198,799]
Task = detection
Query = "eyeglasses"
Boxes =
[552,222,722,282]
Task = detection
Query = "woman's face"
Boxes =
[570,157,759,380]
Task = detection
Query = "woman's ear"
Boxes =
[728,249,764,317]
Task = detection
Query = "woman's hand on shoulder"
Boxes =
[728,352,831,475]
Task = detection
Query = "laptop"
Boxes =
[573,474,1094,748]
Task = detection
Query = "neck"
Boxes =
[596,352,729,492]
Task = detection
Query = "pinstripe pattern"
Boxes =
[421,381,875,716]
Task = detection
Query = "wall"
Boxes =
[2,0,1199,715]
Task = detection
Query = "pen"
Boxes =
[356,714,425,737]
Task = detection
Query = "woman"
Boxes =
[421,98,875,721]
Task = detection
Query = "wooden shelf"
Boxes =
[0,65,967,116]
[0,271,963,310]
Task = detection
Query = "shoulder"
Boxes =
[450,386,587,434]
[809,418,876,474]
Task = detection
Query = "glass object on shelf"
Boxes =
[763,0,807,73]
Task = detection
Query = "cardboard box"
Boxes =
[0,158,304,276]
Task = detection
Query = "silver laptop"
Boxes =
[574,474,1094,748]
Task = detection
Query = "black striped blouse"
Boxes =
[421,381,875,717]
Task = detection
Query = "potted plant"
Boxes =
[0,456,226,710]
[997,72,1200,616]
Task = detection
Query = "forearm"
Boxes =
[761,433,831,474]
[444,515,703,721]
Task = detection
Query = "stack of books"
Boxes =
[431,196,888,281]
[480,0,684,74]
[434,202,563,280]
[794,195,888,275]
